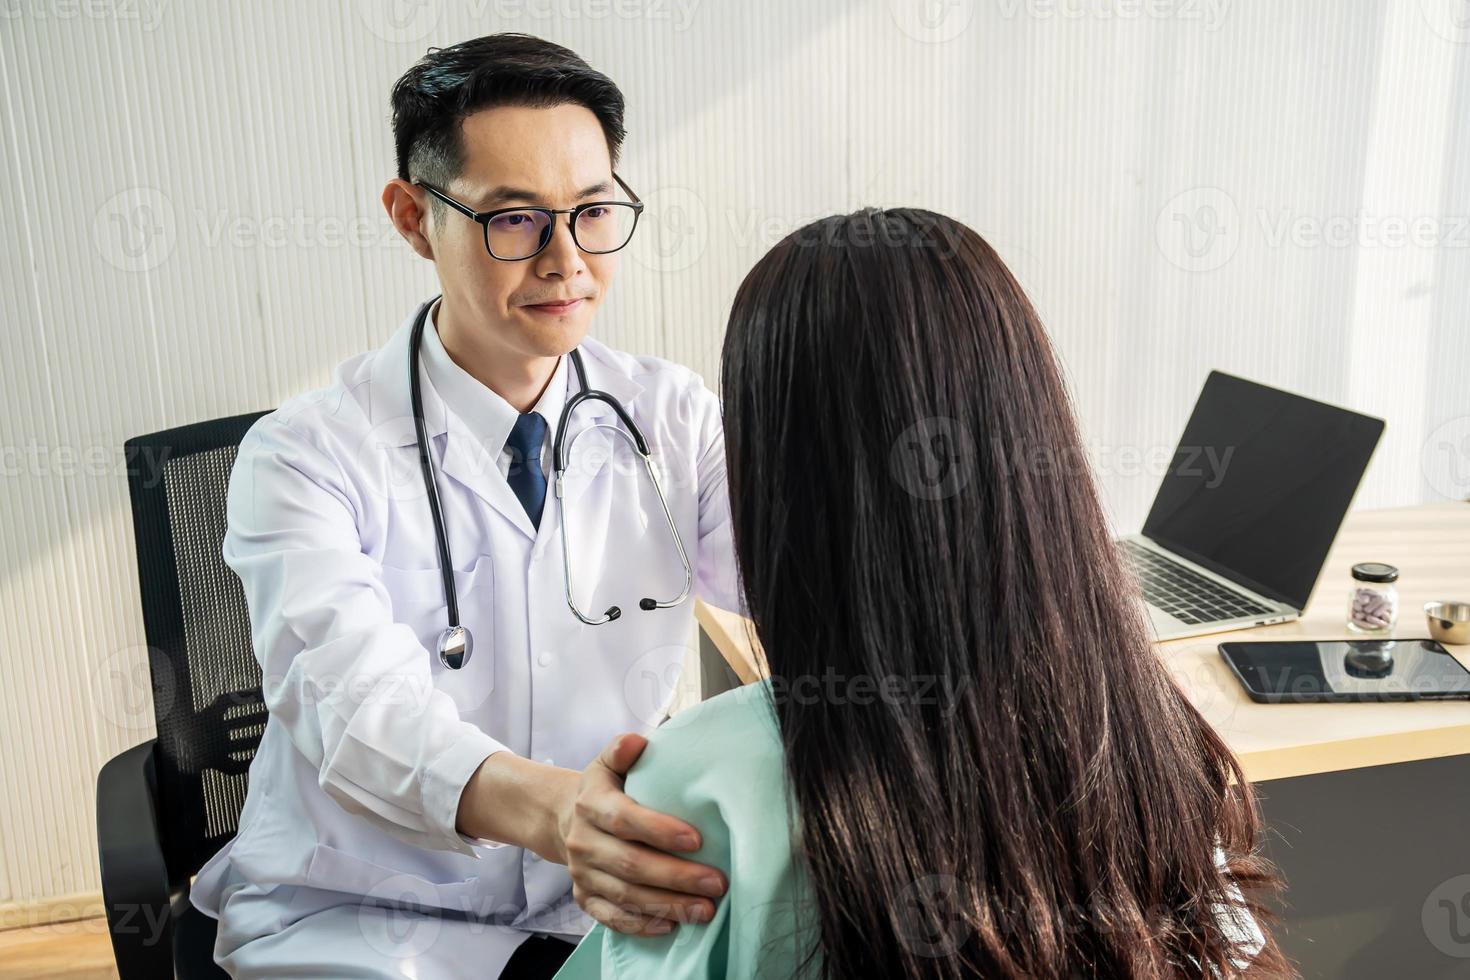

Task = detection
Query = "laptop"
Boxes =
[1119,371,1385,641]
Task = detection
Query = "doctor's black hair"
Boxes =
[390,33,627,223]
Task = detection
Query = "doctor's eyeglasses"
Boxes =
[414,174,644,261]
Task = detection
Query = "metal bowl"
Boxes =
[1424,601,1470,645]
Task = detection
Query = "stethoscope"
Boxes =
[408,297,693,669]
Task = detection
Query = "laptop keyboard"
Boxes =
[1119,540,1274,625]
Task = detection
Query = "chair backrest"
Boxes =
[124,411,271,887]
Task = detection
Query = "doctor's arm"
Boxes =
[458,731,727,936]
[223,416,509,857]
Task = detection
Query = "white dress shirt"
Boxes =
[420,296,567,481]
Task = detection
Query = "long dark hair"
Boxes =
[719,209,1292,979]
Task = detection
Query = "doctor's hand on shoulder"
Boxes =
[457,730,727,936]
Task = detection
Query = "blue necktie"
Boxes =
[505,412,549,529]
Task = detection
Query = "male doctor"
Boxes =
[190,34,741,979]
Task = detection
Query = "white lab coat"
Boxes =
[190,300,744,977]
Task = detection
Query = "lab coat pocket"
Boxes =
[378,557,496,711]
[378,562,451,605]
[286,842,483,922]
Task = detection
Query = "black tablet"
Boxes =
[1219,639,1470,703]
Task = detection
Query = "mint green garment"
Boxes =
[553,677,822,980]
[552,679,1265,979]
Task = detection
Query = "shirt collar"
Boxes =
[419,296,567,456]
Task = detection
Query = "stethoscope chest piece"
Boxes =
[437,626,472,670]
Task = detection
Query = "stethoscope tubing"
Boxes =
[407,295,693,665]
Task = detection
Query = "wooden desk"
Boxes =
[695,501,1470,784]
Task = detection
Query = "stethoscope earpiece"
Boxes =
[408,295,694,666]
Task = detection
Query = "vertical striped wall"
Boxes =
[1,0,1467,909]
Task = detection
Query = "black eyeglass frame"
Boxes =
[413,173,645,261]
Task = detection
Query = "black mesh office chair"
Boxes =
[97,411,271,979]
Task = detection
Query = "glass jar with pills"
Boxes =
[1347,562,1399,634]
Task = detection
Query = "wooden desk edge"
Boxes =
[1237,723,1470,783]
[695,599,763,685]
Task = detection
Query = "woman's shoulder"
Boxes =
[645,678,782,760]
[590,678,816,980]
[629,679,784,800]
[671,676,778,727]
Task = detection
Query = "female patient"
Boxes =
[554,208,1291,979]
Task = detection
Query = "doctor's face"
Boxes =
[422,103,622,359]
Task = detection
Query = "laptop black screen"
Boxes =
[1141,371,1384,610]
